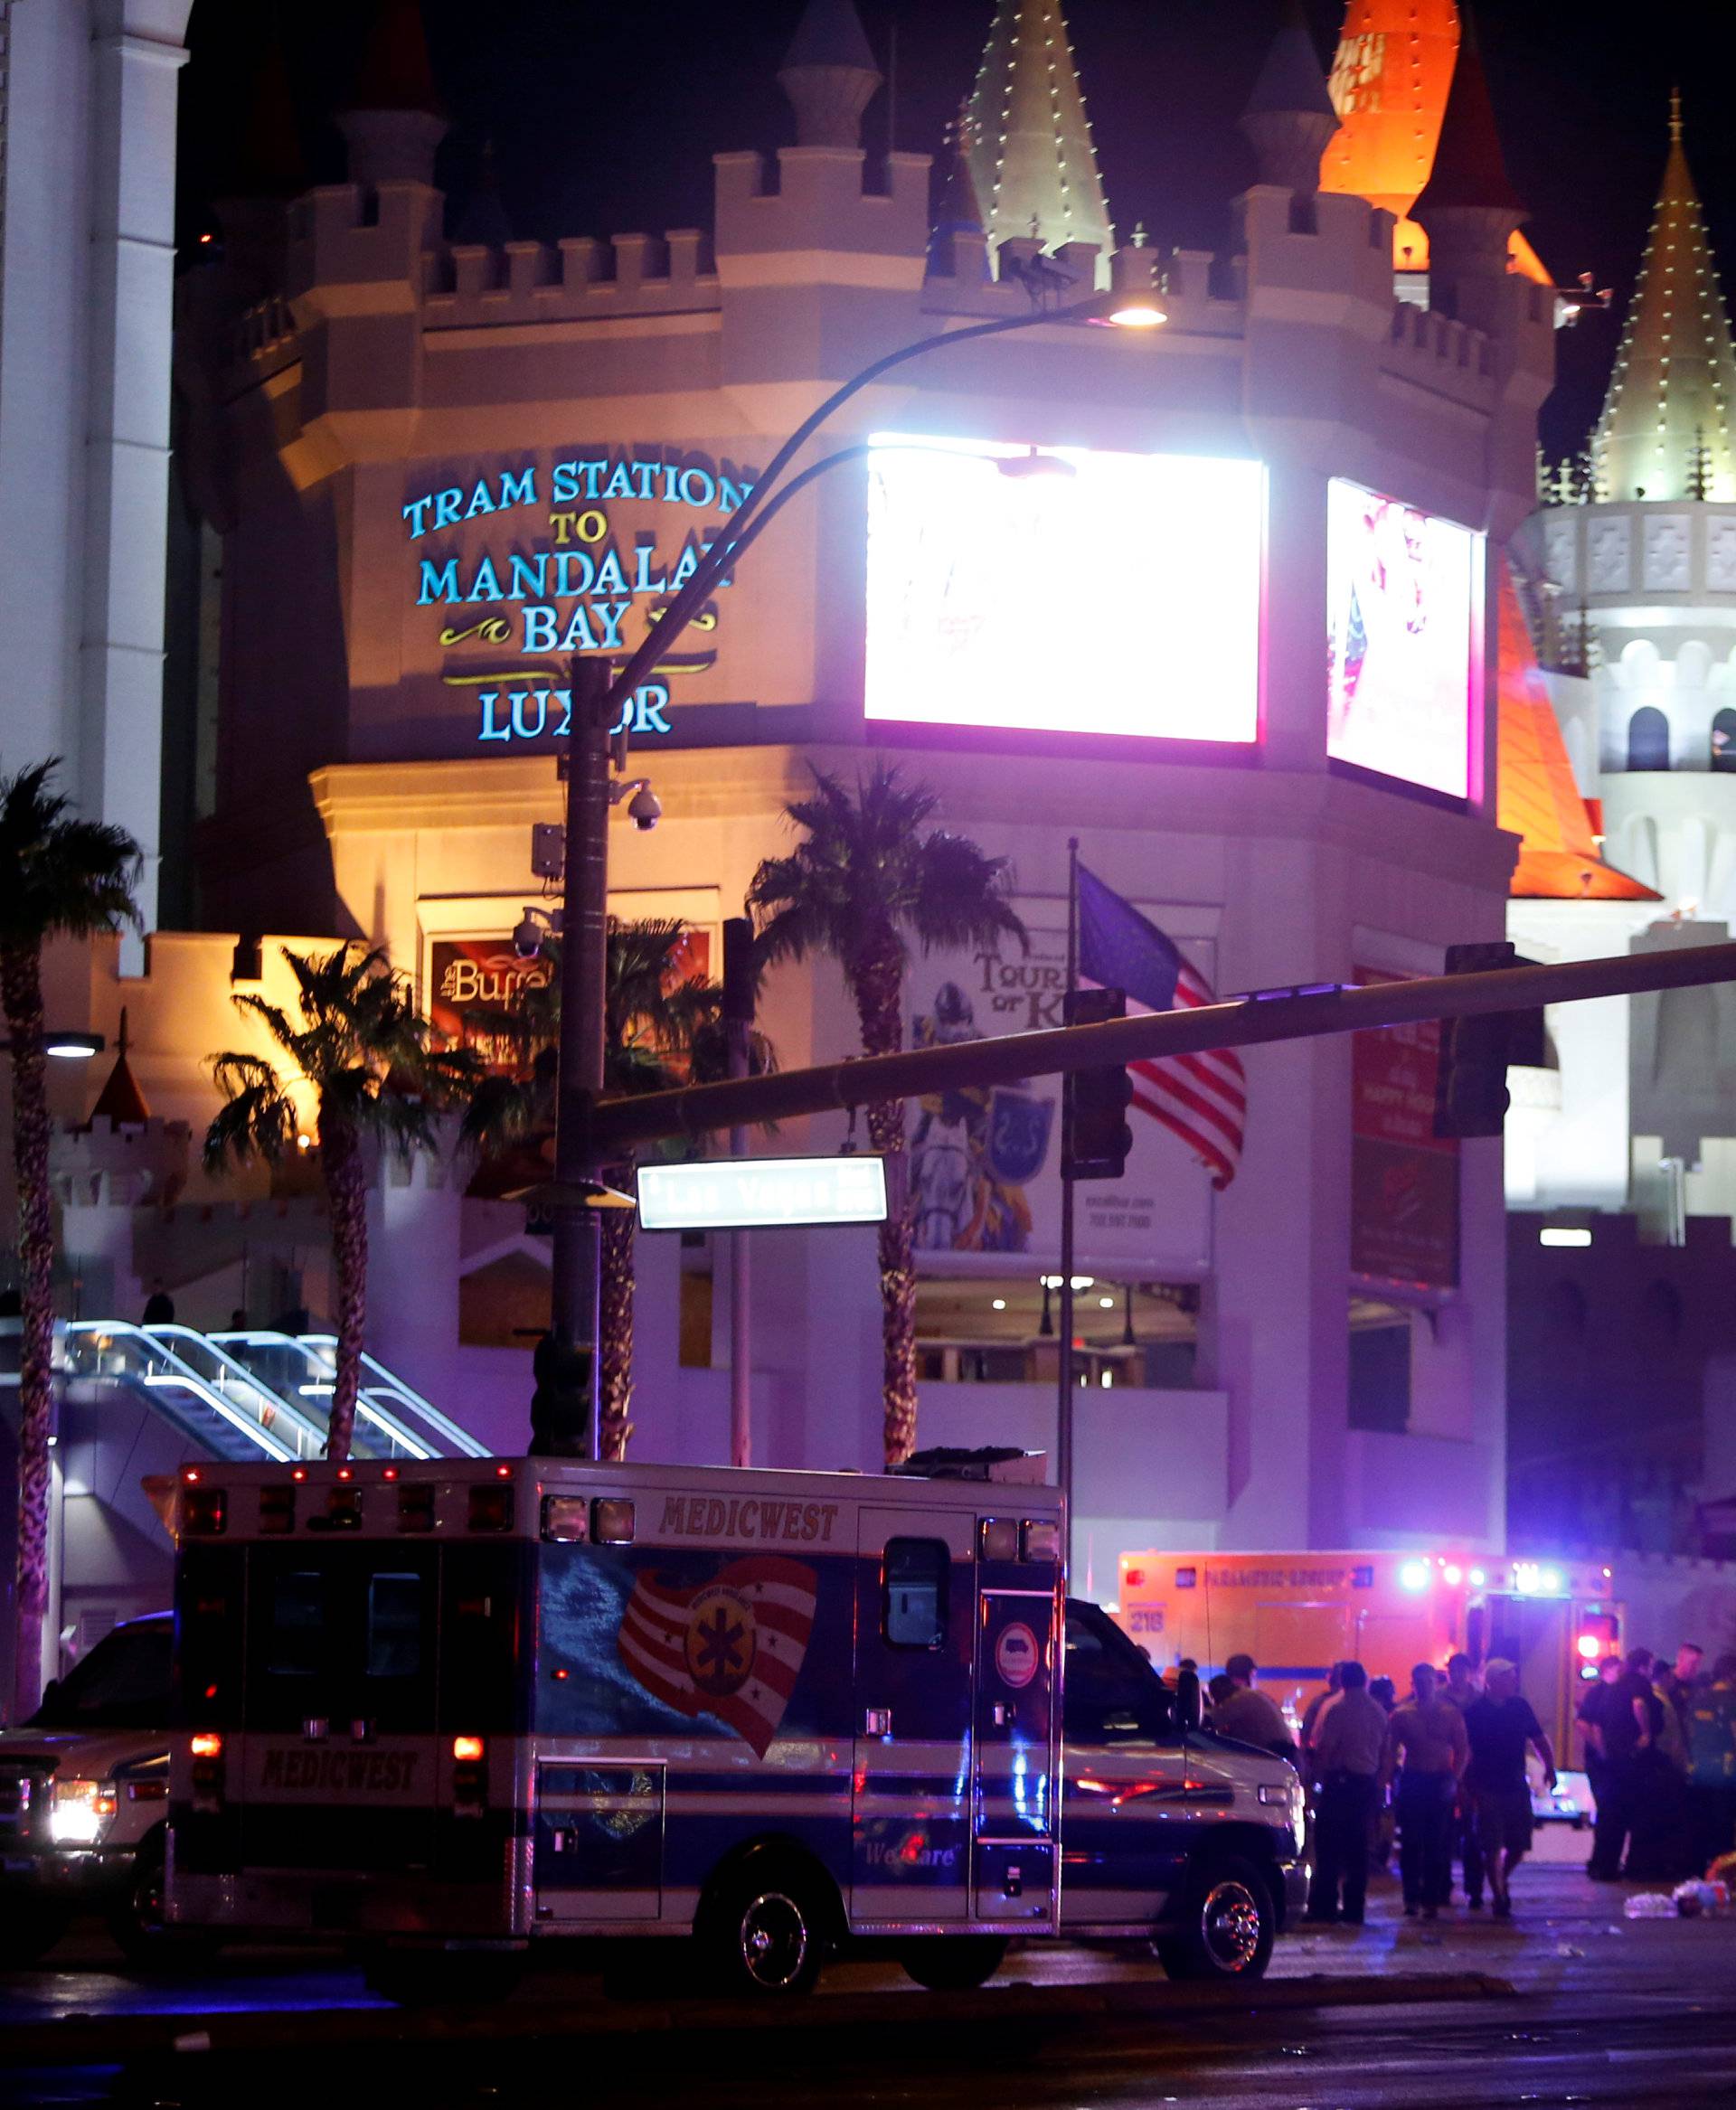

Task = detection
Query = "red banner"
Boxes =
[1350,966,1459,1290]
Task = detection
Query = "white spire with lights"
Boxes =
[965,0,1114,278]
[1593,90,1736,504]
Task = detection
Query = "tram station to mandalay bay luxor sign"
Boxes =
[36,0,1600,1652]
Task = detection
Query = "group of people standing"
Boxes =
[1204,1649,1553,1926]
[1577,1644,1736,1881]
[1305,1654,1553,1925]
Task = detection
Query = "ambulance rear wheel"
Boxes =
[1156,1856,1275,1982]
[703,1863,830,1997]
[900,1936,1008,1991]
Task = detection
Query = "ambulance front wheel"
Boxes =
[702,1860,833,1997]
[1155,1856,1276,1982]
[900,1936,1008,1991]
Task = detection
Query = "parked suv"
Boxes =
[0,1614,188,1964]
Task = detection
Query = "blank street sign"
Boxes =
[637,1155,889,1231]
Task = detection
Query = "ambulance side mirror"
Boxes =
[1175,1665,1203,1733]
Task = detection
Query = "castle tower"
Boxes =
[1239,0,1339,193]
[1592,93,1736,505]
[1318,0,1550,292]
[965,0,1113,278]
[336,0,448,188]
[778,0,882,150]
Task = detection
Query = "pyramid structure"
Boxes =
[1592,95,1736,504]
[965,0,1113,268]
[1495,562,1656,902]
[1318,0,1550,285]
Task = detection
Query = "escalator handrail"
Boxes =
[210,1331,448,1460]
[59,1322,302,1464]
[138,1323,330,1454]
[301,1334,490,1458]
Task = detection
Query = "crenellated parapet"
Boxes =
[423,229,720,331]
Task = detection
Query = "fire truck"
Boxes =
[165,1455,1307,1998]
[1115,1546,1627,1785]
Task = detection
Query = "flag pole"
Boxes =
[1058,836,1080,1571]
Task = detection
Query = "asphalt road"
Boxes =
[4,1832,1734,2107]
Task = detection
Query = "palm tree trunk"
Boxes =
[320,1122,368,1464]
[599,1191,636,1463]
[2,940,55,1721]
[852,939,918,1467]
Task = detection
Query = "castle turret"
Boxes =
[1319,0,1550,292]
[778,0,882,150]
[965,0,1113,280]
[1592,94,1736,505]
[1240,0,1338,194]
[335,0,448,188]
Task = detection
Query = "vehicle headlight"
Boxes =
[1258,1777,1306,1850]
[49,1778,118,1846]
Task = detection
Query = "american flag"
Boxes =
[617,1556,818,1758]
[1076,862,1245,1189]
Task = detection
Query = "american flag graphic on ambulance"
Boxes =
[617,1556,819,1758]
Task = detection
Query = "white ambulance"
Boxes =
[165,1455,1307,1998]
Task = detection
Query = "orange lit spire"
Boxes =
[1318,0,1550,285]
[1495,563,1657,903]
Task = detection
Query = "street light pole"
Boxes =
[548,658,614,1453]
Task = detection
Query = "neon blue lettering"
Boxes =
[464,480,496,521]
[591,547,628,597]
[551,687,571,737]
[677,466,715,509]
[402,495,434,539]
[477,692,511,741]
[552,460,580,504]
[632,462,657,500]
[554,551,594,597]
[497,466,535,510]
[633,540,666,593]
[508,553,548,599]
[417,558,461,606]
[466,556,504,603]
[522,607,557,652]
[591,600,630,649]
[510,690,548,739]
[557,606,599,651]
[633,683,673,734]
[602,461,636,501]
[432,488,463,529]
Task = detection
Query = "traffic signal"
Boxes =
[530,1332,592,1456]
[1432,941,1547,1138]
[1063,986,1135,1181]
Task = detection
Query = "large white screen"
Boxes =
[1326,478,1477,799]
[864,437,1263,742]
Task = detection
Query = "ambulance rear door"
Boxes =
[851,1507,974,1925]
[240,1543,442,1876]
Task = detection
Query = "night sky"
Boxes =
[178,1,1736,465]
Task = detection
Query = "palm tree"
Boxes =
[1,760,140,1719]
[748,764,1025,1466]
[204,944,479,1463]
[467,919,761,1462]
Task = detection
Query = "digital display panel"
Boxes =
[864,437,1263,743]
[1326,478,1477,799]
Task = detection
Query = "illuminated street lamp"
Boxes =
[545,287,1167,1455]
[0,1031,105,1060]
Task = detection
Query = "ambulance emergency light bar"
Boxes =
[637,1155,889,1232]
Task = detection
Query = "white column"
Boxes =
[79,0,192,942]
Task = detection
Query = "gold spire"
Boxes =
[965,0,1114,278]
[1593,92,1736,504]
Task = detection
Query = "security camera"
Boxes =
[627,783,663,832]
[512,910,544,959]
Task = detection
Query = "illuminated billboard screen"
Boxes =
[864,437,1263,743]
[1326,478,1477,799]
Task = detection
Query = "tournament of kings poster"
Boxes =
[904,900,1214,1278]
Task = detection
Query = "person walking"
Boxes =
[1444,1652,1485,1908]
[1384,1663,1467,1918]
[1587,1647,1663,1879]
[1463,1659,1555,1918]
[1685,1653,1736,1873]
[1307,1661,1387,1926]
[1210,1653,1299,1762]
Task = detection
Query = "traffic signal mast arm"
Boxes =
[586,941,1736,1155]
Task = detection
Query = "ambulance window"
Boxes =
[883,1538,948,1649]
[267,1571,327,1678]
[365,1572,424,1680]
